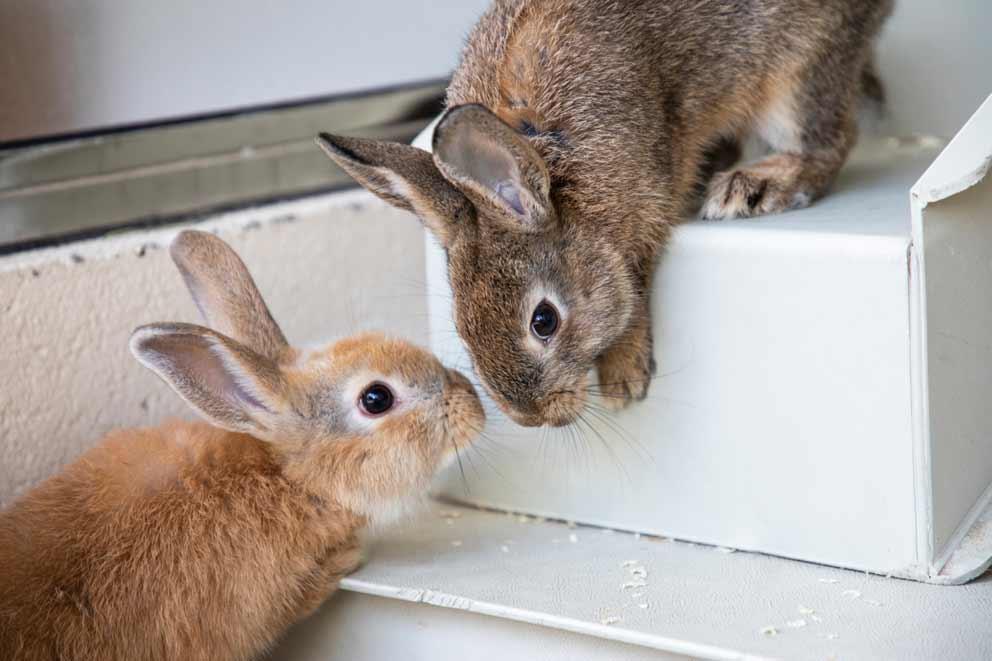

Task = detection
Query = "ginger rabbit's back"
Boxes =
[0,422,361,661]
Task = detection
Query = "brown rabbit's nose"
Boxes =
[502,407,544,428]
[500,389,586,428]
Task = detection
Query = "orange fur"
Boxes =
[0,231,484,660]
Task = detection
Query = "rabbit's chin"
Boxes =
[352,492,432,534]
[359,454,467,532]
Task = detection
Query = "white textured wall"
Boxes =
[0,192,429,506]
[0,0,988,143]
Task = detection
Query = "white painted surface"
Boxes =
[909,95,992,570]
[276,501,992,661]
[0,191,427,506]
[425,141,943,577]
[922,179,992,562]
[913,95,992,205]
[0,0,988,143]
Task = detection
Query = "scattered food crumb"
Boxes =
[440,510,462,519]
[630,567,648,579]
[451,540,463,547]
[817,633,840,641]
[863,599,883,607]
[499,545,510,553]
[634,532,642,540]
[818,578,840,584]
[517,514,531,523]
[568,533,579,543]
[717,547,737,554]
[841,589,862,600]
[786,619,808,629]
[566,521,577,529]
[810,615,823,623]
[601,616,622,626]
[631,592,644,599]
[798,606,816,616]
[759,626,779,637]
[638,602,649,610]
[621,580,649,590]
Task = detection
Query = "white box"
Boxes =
[422,96,992,584]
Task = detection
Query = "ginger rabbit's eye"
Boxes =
[530,301,560,341]
[359,383,394,416]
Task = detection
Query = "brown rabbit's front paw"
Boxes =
[595,336,656,411]
[700,157,814,220]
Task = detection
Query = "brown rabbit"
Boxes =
[316,0,893,427]
[0,230,483,661]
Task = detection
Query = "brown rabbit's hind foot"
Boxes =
[700,155,815,220]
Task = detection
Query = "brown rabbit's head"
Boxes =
[131,230,483,520]
[317,105,637,427]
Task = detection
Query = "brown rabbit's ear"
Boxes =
[130,323,286,436]
[432,104,552,232]
[316,133,472,246]
[169,230,288,363]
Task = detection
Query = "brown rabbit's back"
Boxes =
[0,422,363,661]
[449,0,894,223]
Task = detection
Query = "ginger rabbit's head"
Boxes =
[131,230,484,520]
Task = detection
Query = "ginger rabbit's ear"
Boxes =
[130,323,286,436]
[316,133,473,247]
[169,230,289,362]
[432,104,553,232]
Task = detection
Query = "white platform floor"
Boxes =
[280,500,992,660]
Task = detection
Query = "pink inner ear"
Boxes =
[198,343,272,413]
[495,181,524,216]
[147,334,270,414]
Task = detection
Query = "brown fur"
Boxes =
[317,0,893,426]
[0,231,484,660]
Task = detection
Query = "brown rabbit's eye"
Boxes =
[359,383,394,416]
[530,301,560,341]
